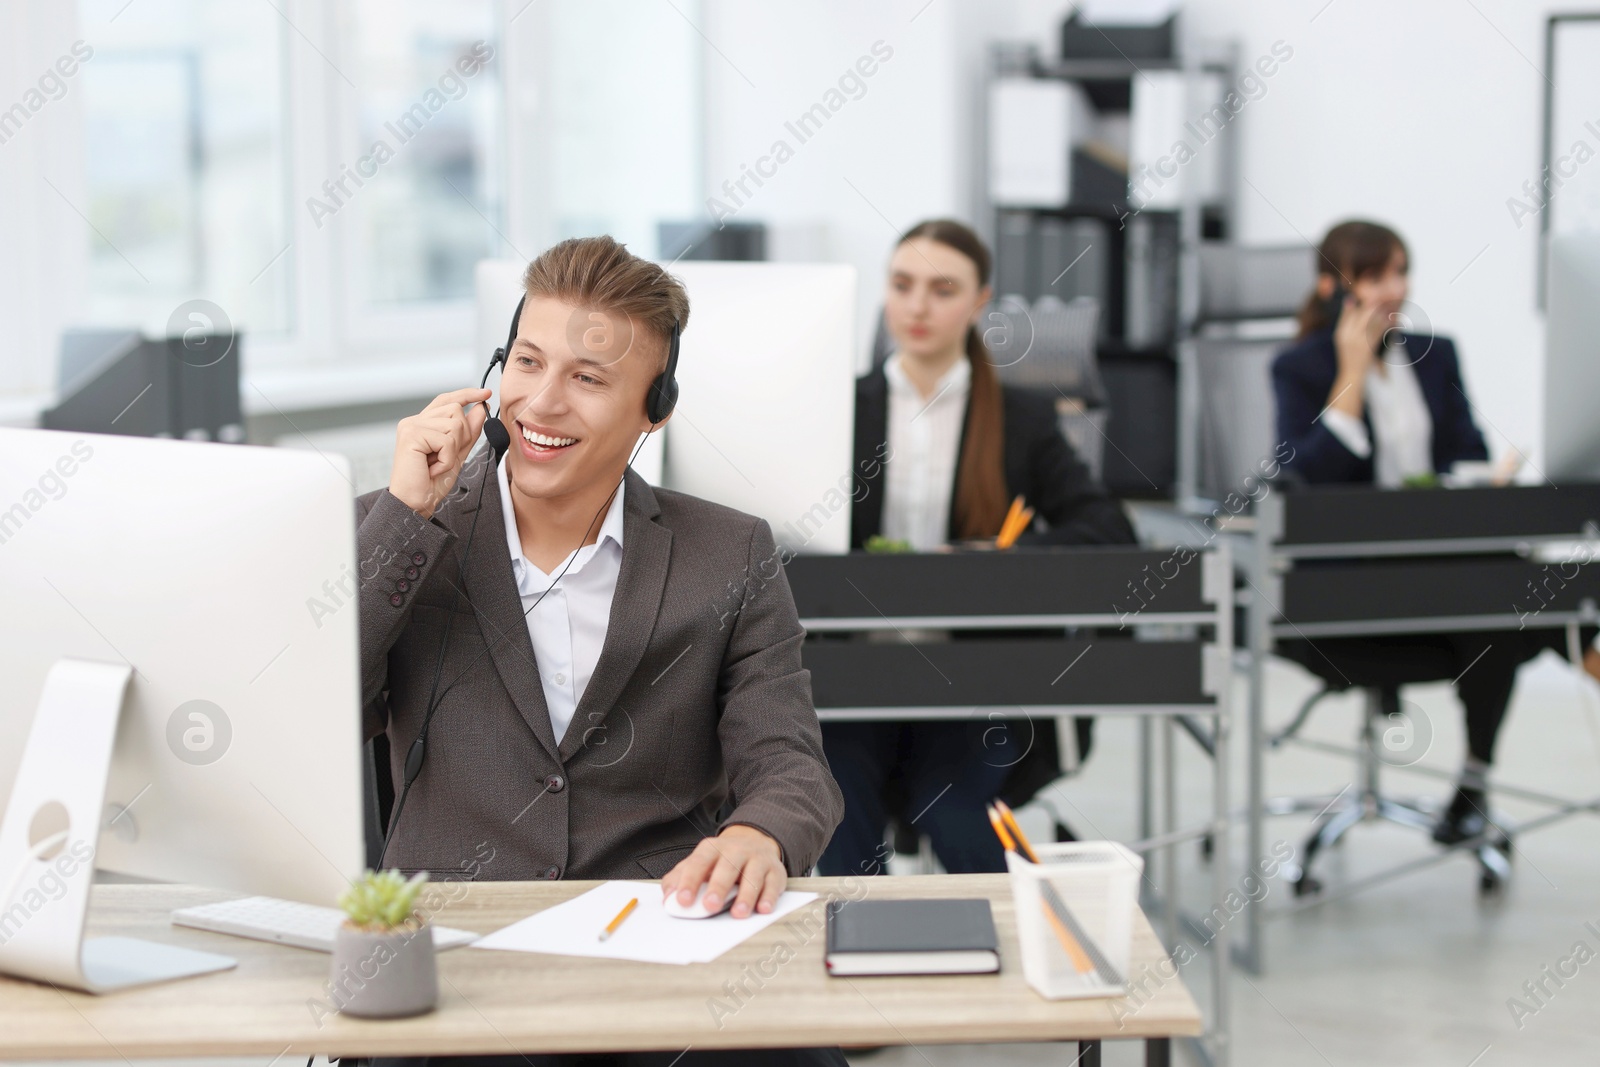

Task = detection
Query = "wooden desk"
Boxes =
[0,875,1200,1063]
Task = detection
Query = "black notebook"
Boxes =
[825,898,1000,976]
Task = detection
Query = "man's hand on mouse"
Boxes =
[660,824,785,919]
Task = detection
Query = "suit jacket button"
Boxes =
[545,774,565,793]
[545,865,560,880]
[388,593,404,607]
[406,566,420,580]
[412,551,427,566]
[395,578,410,592]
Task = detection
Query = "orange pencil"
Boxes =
[992,798,1039,863]
[996,496,1025,548]
[1040,898,1094,974]
[1000,495,1023,532]
[997,503,1034,550]
[985,803,1017,854]
[599,896,638,941]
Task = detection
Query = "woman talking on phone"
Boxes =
[818,218,1135,878]
[1273,219,1600,846]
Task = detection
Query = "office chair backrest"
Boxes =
[1195,332,1282,504]
[1190,243,1314,504]
[1198,243,1316,322]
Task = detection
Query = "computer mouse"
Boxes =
[663,883,737,919]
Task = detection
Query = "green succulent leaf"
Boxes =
[338,868,429,930]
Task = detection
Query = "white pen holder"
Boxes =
[1007,840,1142,1000]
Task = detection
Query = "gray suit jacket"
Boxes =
[354,451,843,882]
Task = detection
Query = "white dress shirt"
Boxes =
[1321,340,1434,488]
[496,456,625,745]
[881,353,971,551]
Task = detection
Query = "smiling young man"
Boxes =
[355,237,846,1067]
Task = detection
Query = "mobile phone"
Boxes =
[1321,283,1348,332]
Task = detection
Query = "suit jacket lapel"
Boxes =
[559,469,671,762]
[449,450,564,766]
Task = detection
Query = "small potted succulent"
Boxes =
[329,869,437,1019]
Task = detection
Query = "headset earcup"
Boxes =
[648,375,679,424]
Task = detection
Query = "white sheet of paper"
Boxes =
[472,880,821,965]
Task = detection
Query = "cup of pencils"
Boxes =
[988,800,1142,1001]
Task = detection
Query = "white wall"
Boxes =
[700,0,999,361]
[704,0,1565,464]
[1185,0,1561,469]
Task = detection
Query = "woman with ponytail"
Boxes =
[820,219,1134,878]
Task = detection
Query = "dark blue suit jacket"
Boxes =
[1271,330,1488,484]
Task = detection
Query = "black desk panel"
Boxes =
[785,548,1211,620]
[1279,484,1600,548]
[803,637,1207,708]
[1280,557,1600,626]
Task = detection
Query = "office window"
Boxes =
[78,0,291,338]
[347,0,504,307]
[539,0,702,253]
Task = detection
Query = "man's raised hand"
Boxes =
[389,387,493,519]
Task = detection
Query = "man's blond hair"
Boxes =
[521,236,689,370]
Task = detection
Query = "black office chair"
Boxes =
[363,734,394,870]
[1271,640,1511,897]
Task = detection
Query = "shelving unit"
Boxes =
[978,23,1238,502]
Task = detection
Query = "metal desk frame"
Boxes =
[1241,488,1600,972]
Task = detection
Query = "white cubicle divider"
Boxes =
[476,258,858,555]
[664,261,857,556]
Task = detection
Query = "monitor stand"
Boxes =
[0,659,236,993]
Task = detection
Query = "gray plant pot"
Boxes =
[328,921,438,1019]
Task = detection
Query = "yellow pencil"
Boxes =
[992,798,1040,864]
[985,803,1017,854]
[599,896,638,941]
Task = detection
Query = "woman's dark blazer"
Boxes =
[849,366,1135,549]
[1271,329,1488,484]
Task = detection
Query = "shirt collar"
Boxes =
[496,455,626,583]
[884,353,972,404]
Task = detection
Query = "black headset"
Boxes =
[378,294,680,868]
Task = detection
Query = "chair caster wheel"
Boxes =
[1292,874,1322,898]
[1477,837,1512,898]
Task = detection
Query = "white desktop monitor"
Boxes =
[476,257,859,554]
[0,427,364,990]
[1544,232,1600,482]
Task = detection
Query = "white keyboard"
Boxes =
[172,896,479,953]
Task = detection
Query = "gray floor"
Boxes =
[9,653,1599,1066]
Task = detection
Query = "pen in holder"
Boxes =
[1006,841,1142,1000]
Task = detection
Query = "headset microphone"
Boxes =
[379,294,679,868]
